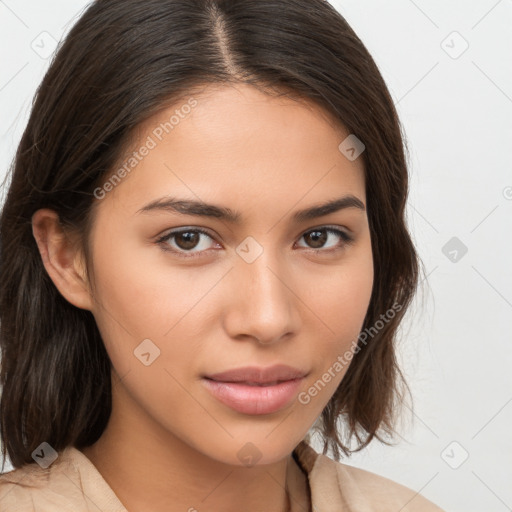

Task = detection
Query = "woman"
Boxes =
[0,0,444,510]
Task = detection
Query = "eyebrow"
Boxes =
[136,194,365,223]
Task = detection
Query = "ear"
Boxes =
[31,208,94,311]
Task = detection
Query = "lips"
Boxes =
[202,378,306,415]
[202,364,308,415]
[203,364,308,385]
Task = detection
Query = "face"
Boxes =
[85,83,373,466]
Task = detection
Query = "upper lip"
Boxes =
[204,364,308,384]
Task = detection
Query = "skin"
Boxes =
[32,83,374,512]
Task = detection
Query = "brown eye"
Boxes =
[174,231,201,250]
[156,228,217,258]
[298,227,353,252]
[303,229,328,249]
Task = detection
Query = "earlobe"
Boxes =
[31,208,94,311]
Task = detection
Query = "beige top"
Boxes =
[0,440,444,511]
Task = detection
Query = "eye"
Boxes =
[296,226,354,254]
[156,225,354,259]
[156,227,218,258]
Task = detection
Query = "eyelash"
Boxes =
[155,226,354,259]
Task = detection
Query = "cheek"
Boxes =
[88,230,218,381]
[320,246,373,335]
[310,245,373,383]
[87,230,170,368]
[89,228,186,332]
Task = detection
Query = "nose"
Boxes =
[223,249,301,345]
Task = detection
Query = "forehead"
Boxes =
[95,83,366,220]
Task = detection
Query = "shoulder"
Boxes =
[0,446,125,512]
[0,460,76,511]
[293,440,445,512]
[333,461,444,511]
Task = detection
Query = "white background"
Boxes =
[1,1,511,511]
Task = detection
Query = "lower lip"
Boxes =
[202,377,304,415]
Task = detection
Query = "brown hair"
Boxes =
[0,0,419,470]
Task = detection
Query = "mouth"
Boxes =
[201,376,306,415]
[203,364,308,385]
